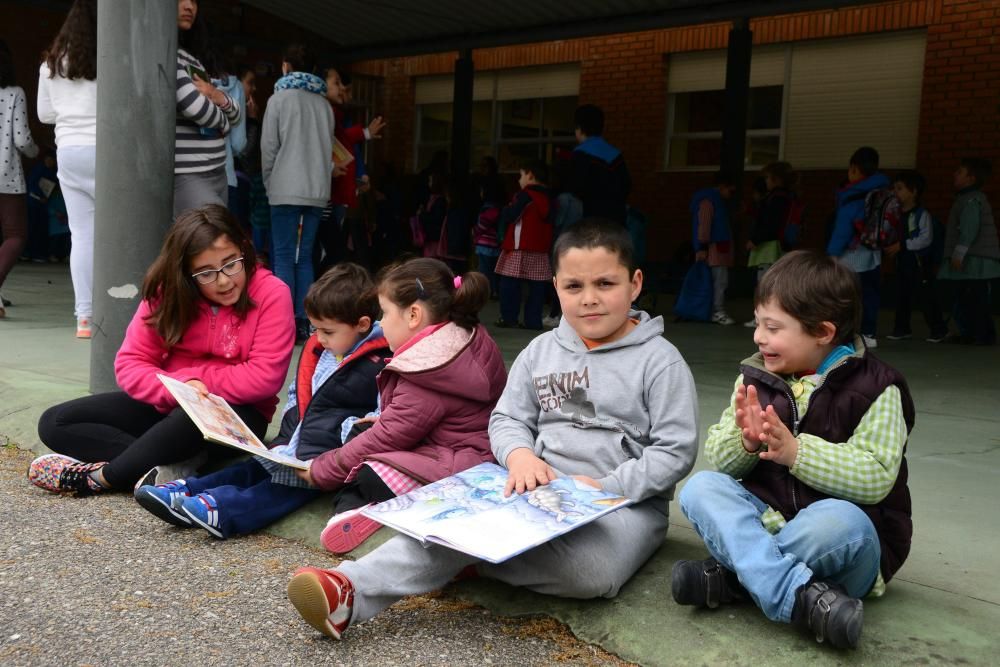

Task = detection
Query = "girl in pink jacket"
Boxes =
[29,205,295,496]
[301,257,508,554]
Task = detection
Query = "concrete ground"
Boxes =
[2,262,999,666]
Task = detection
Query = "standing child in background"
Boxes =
[936,158,1000,346]
[744,162,797,328]
[544,156,584,328]
[674,250,914,650]
[826,146,889,348]
[293,258,507,553]
[691,171,737,325]
[24,152,56,263]
[134,263,389,539]
[285,219,699,641]
[494,159,553,330]
[30,205,295,496]
[884,170,947,343]
[472,177,504,300]
[417,171,447,259]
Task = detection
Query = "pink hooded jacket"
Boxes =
[114,268,295,421]
[310,322,507,489]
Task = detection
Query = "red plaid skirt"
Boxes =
[495,250,551,282]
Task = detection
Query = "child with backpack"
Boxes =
[297,258,508,553]
[472,178,504,300]
[884,170,947,342]
[691,171,738,325]
[133,263,390,539]
[30,205,295,496]
[745,161,802,328]
[826,146,894,348]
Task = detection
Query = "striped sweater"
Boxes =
[175,48,240,175]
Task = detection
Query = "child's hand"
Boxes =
[504,448,557,497]
[356,415,378,425]
[186,379,209,397]
[950,256,963,271]
[734,384,765,452]
[572,475,602,489]
[295,463,314,486]
[333,165,349,178]
[367,116,386,139]
[757,405,799,467]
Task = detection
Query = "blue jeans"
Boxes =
[500,276,547,329]
[185,458,320,538]
[679,471,881,623]
[270,205,322,319]
[857,267,881,337]
[475,247,500,297]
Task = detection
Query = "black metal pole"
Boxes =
[720,18,752,182]
[450,49,474,181]
[90,0,177,393]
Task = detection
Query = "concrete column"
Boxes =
[720,18,752,182]
[450,49,474,180]
[90,0,177,393]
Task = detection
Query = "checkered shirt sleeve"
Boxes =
[704,375,760,478]
[791,385,907,505]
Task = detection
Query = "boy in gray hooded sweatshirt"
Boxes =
[287,219,700,640]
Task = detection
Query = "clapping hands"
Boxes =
[734,384,799,467]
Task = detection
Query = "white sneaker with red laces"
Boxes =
[287,567,355,639]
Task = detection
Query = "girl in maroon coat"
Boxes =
[298,257,508,553]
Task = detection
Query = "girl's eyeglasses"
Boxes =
[191,257,245,285]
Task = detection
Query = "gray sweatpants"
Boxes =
[711,265,729,314]
[173,166,227,219]
[338,500,669,624]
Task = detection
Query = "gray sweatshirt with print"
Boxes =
[489,311,699,509]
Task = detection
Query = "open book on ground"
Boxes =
[157,374,308,470]
[361,462,633,563]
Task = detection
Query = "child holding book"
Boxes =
[133,263,390,539]
[672,250,914,650]
[286,219,699,640]
[298,257,508,553]
[30,205,295,496]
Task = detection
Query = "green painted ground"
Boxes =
[3,262,998,665]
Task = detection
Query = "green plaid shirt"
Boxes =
[705,372,908,596]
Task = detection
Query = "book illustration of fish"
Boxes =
[525,486,585,523]
[368,495,414,513]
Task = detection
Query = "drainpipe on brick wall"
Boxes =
[720,17,752,186]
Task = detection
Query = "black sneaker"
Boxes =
[793,580,863,649]
[671,558,747,609]
[885,331,911,341]
[493,318,522,329]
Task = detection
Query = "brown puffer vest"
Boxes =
[739,341,915,583]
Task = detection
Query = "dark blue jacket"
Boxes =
[271,333,390,461]
[826,172,890,257]
[570,136,631,223]
[689,187,731,251]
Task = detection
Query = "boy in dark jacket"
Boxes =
[673,250,914,650]
[569,104,631,223]
[134,263,390,539]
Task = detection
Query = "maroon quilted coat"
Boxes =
[309,322,507,489]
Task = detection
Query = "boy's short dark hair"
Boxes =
[574,104,604,137]
[552,218,636,276]
[304,263,378,325]
[755,250,861,346]
[520,158,549,185]
[849,146,880,177]
[960,157,993,187]
[282,43,316,74]
[893,170,926,200]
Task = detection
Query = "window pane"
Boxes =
[668,137,722,168]
[542,96,579,140]
[419,103,452,143]
[672,90,725,133]
[500,99,542,139]
[416,145,449,173]
[497,143,542,172]
[746,135,780,167]
[748,86,783,130]
[471,101,494,145]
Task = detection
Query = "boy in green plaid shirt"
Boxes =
[672,250,914,650]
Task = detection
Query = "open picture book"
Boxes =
[157,374,309,470]
[361,462,633,563]
[332,138,355,169]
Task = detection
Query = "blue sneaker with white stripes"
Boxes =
[181,493,225,539]
[134,481,192,527]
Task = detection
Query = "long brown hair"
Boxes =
[377,258,489,331]
[143,205,257,346]
[44,0,97,81]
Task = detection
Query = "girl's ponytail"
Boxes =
[378,258,489,331]
[449,271,490,329]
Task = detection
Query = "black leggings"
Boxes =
[329,420,395,514]
[37,391,268,490]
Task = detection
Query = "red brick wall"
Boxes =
[356,0,1000,261]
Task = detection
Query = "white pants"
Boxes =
[57,145,96,319]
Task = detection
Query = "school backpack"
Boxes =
[852,188,902,250]
[778,195,807,250]
[673,261,713,322]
